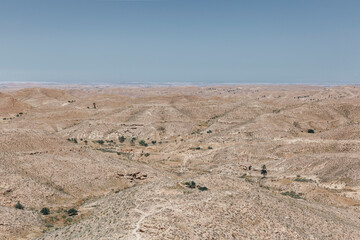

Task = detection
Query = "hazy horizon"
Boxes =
[1,0,360,85]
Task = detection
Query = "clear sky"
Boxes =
[0,0,359,85]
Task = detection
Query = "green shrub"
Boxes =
[294,177,313,183]
[45,223,53,228]
[151,140,156,144]
[15,202,24,210]
[95,140,104,145]
[189,147,201,150]
[144,153,150,157]
[119,136,125,143]
[40,207,50,215]
[307,129,315,133]
[281,191,303,199]
[185,181,196,189]
[207,130,212,133]
[208,146,213,149]
[197,186,208,191]
[67,208,78,216]
[261,165,267,177]
[139,140,148,147]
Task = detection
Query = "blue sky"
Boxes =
[0,0,359,85]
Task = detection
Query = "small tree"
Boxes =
[261,165,267,178]
[119,136,125,143]
[15,202,24,210]
[40,207,50,215]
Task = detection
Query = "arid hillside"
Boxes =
[1,85,360,239]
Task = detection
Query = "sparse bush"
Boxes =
[119,136,125,143]
[281,191,303,199]
[190,147,201,150]
[40,207,50,215]
[139,140,148,147]
[67,208,78,216]
[15,202,24,210]
[144,153,150,157]
[207,130,212,133]
[67,138,78,144]
[294,177,313,183]
[197,186,208,191]
[208,146,213,149]
[261,165,267,177]
[95,140,104,145]
[185,181,196,189]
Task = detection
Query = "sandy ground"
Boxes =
[1,84,360,239]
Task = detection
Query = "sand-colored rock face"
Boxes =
[1,84,360,239]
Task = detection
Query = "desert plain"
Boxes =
[1,84,360,239]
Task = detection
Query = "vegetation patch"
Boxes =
[197,186,208,191]
[40,207,50,215]
[15,202,24,210]
[67,208,78,216]
[118,136,125,143]
[67,138,78,144]
[185,181,208,191]
[281,191,303,199]
[190,147,201,150]
[139,140,148,147]
[185,181,196,189]
[94,140,105,145]
[294,177,313,183]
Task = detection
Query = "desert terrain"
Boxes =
[1,84,360,239]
